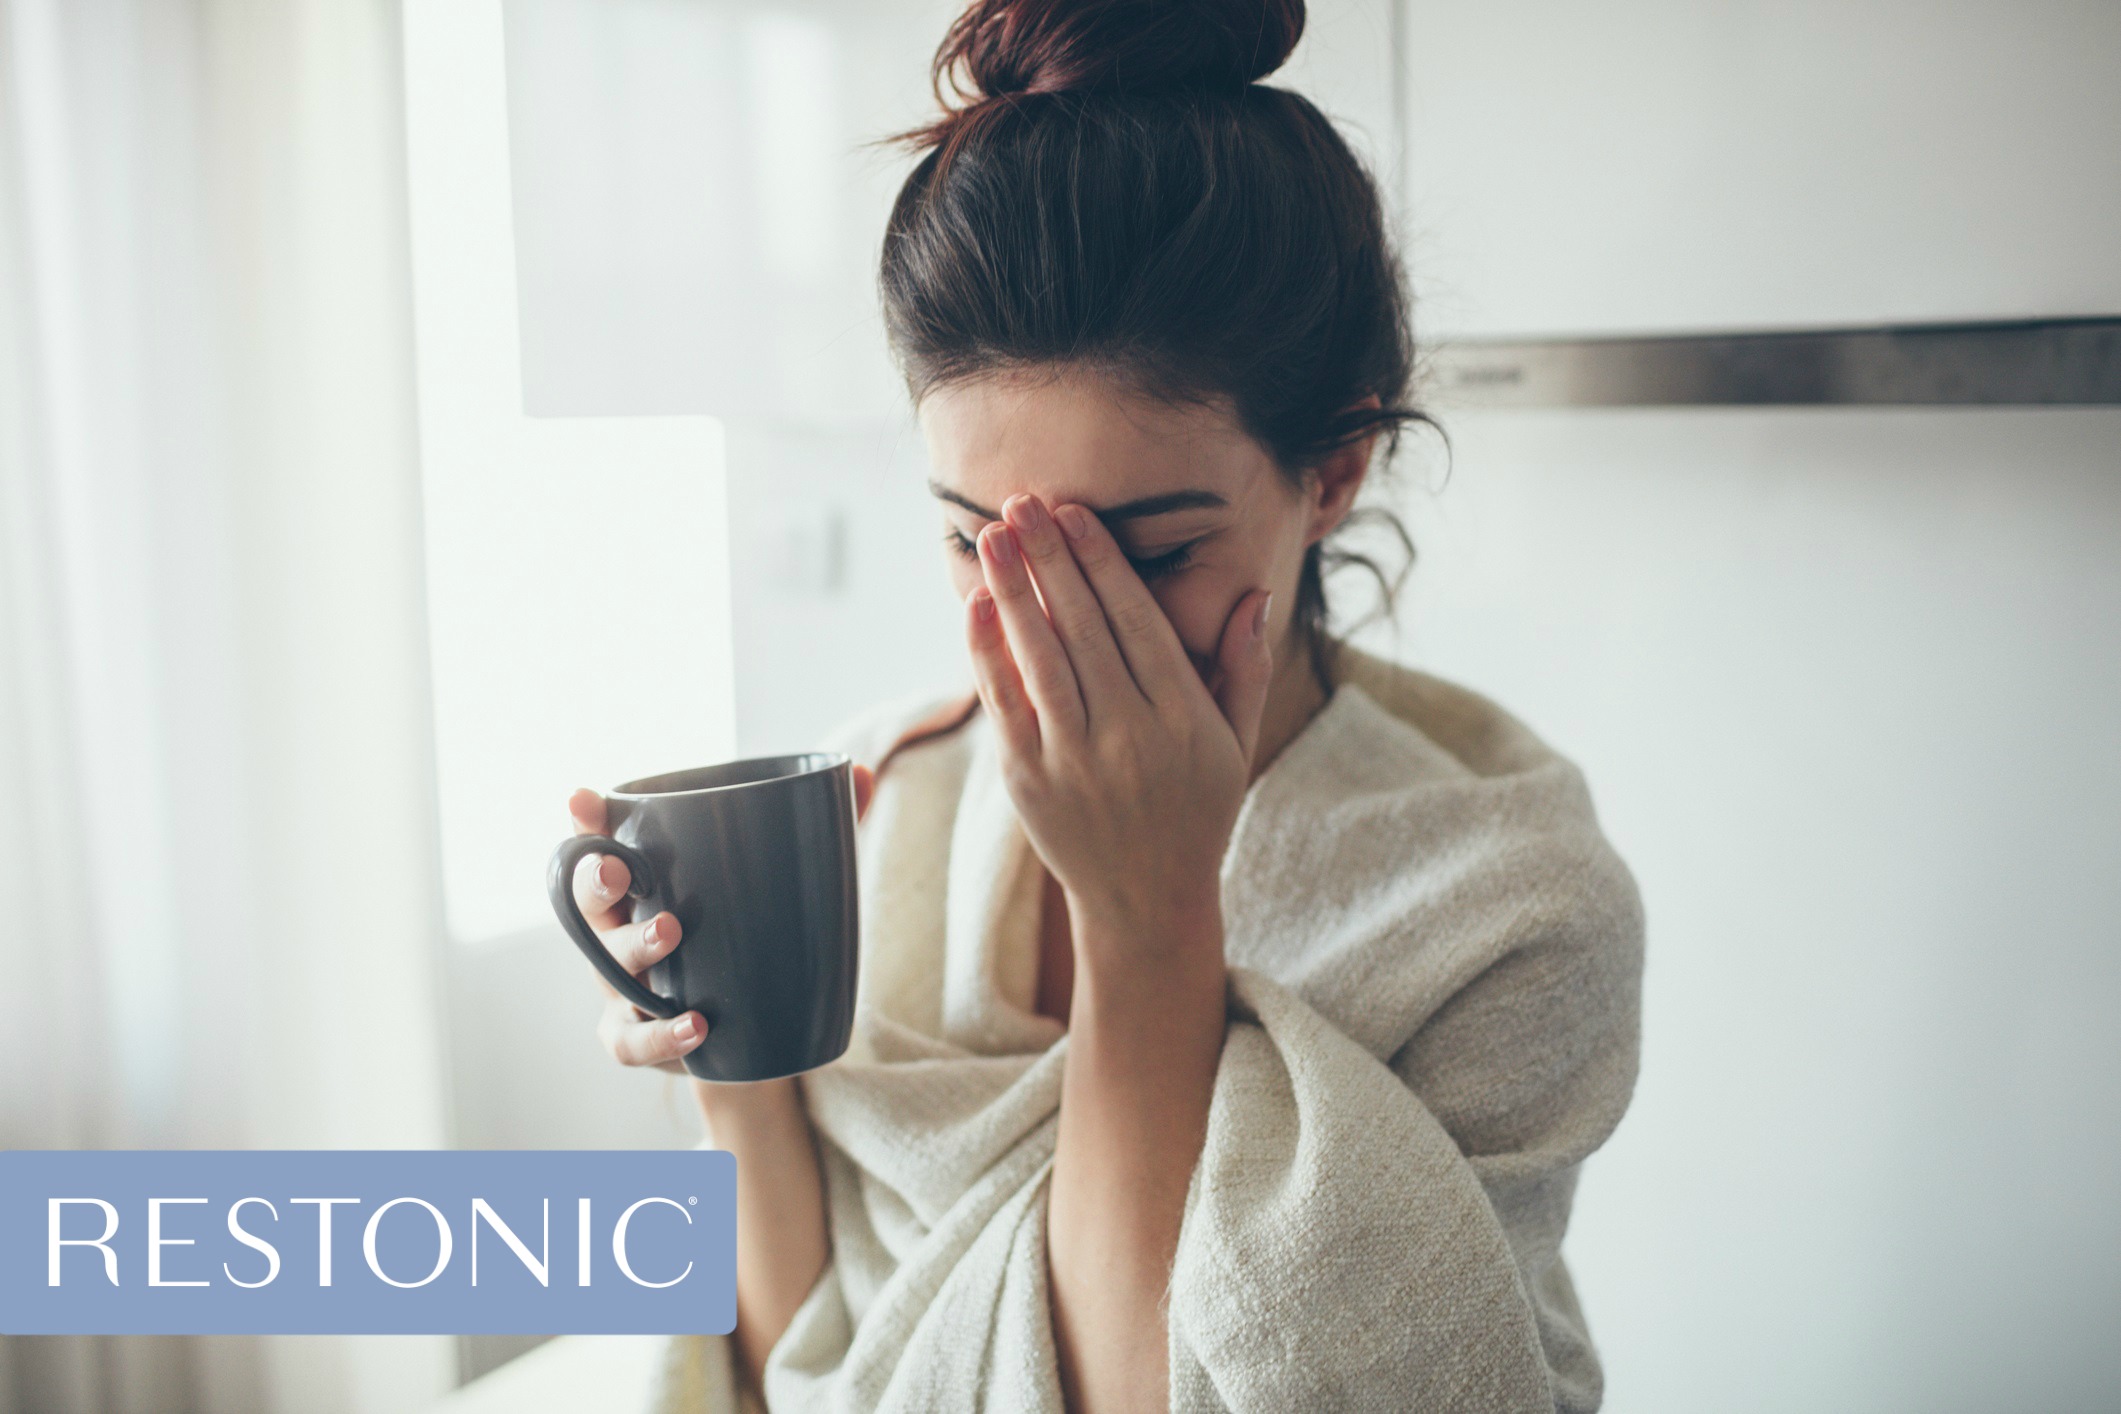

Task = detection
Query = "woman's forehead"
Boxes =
[919,370,1273,511]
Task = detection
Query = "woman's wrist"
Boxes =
[1067,888,1225,983]
[1066,894,1228,1049]
[693,1074,805,1146]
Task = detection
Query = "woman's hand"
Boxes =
[565,790,703,1074]
[966,492,1272,953]
[566,767,874,1076]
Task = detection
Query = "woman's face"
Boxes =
[919,370,1345,680]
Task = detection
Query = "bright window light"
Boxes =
[402,0,735,946]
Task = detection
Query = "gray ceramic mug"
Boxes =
[546,753,861,1083]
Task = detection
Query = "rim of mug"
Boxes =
[606,750,851,801]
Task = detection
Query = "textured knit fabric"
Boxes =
[651,648,1644,1413]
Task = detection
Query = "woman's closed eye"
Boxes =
[943,526,1199,583]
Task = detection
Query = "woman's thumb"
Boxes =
[1212,590,1275,763]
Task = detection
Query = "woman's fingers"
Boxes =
[999,494,1140,712]
[977,521,1086,740]
[584,911,681,1003]
[1050,503,1197,703]
[613,910,680,975]
[567,787,608,835]
[1212,590,1276,763]
[568,789,633,929]
[966,585,1043,763]
[571,851,632,928]
[574,790,701,1075]
[567,789,678,973]
[597,994,705,1071]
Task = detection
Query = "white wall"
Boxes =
[1395,3,2121,1408]
[1369,408,2121,1412]
[1401,0,2121,337]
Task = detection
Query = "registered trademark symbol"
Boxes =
[687,1196,697,1205]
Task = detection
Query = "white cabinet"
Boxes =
[1402,0,2121,338]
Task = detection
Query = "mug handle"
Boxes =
[546,834,682,1020]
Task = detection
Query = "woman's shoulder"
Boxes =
[1231,646,1644,1071]
[1323,647,1635,902]
[1328,645,1570,782]
[1254,647,1642,968]
[1270,646,1617,844]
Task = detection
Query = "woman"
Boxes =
[566,1,1643,1409]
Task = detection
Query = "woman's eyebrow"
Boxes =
[927,481,1227,523]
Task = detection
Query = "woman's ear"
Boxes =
[1302,396,1383,547]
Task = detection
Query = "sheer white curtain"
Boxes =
[0,2,454,1410]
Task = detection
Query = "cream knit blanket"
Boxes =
[651,649,1643,1413]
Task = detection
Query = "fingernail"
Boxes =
[983,524,1017,565]
[672,1015,698,1043]
[591,858,616,896]
[641,915,662,947]
[972,587,997,622]
[1056,504,1092,541]
[1007,495,1048,531]
[1253,593,1272,639]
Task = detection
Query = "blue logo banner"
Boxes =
[0,1150,734,1335]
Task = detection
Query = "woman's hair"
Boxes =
[880,0,1430,684]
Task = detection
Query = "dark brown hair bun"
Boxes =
[933,0,1305,107]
